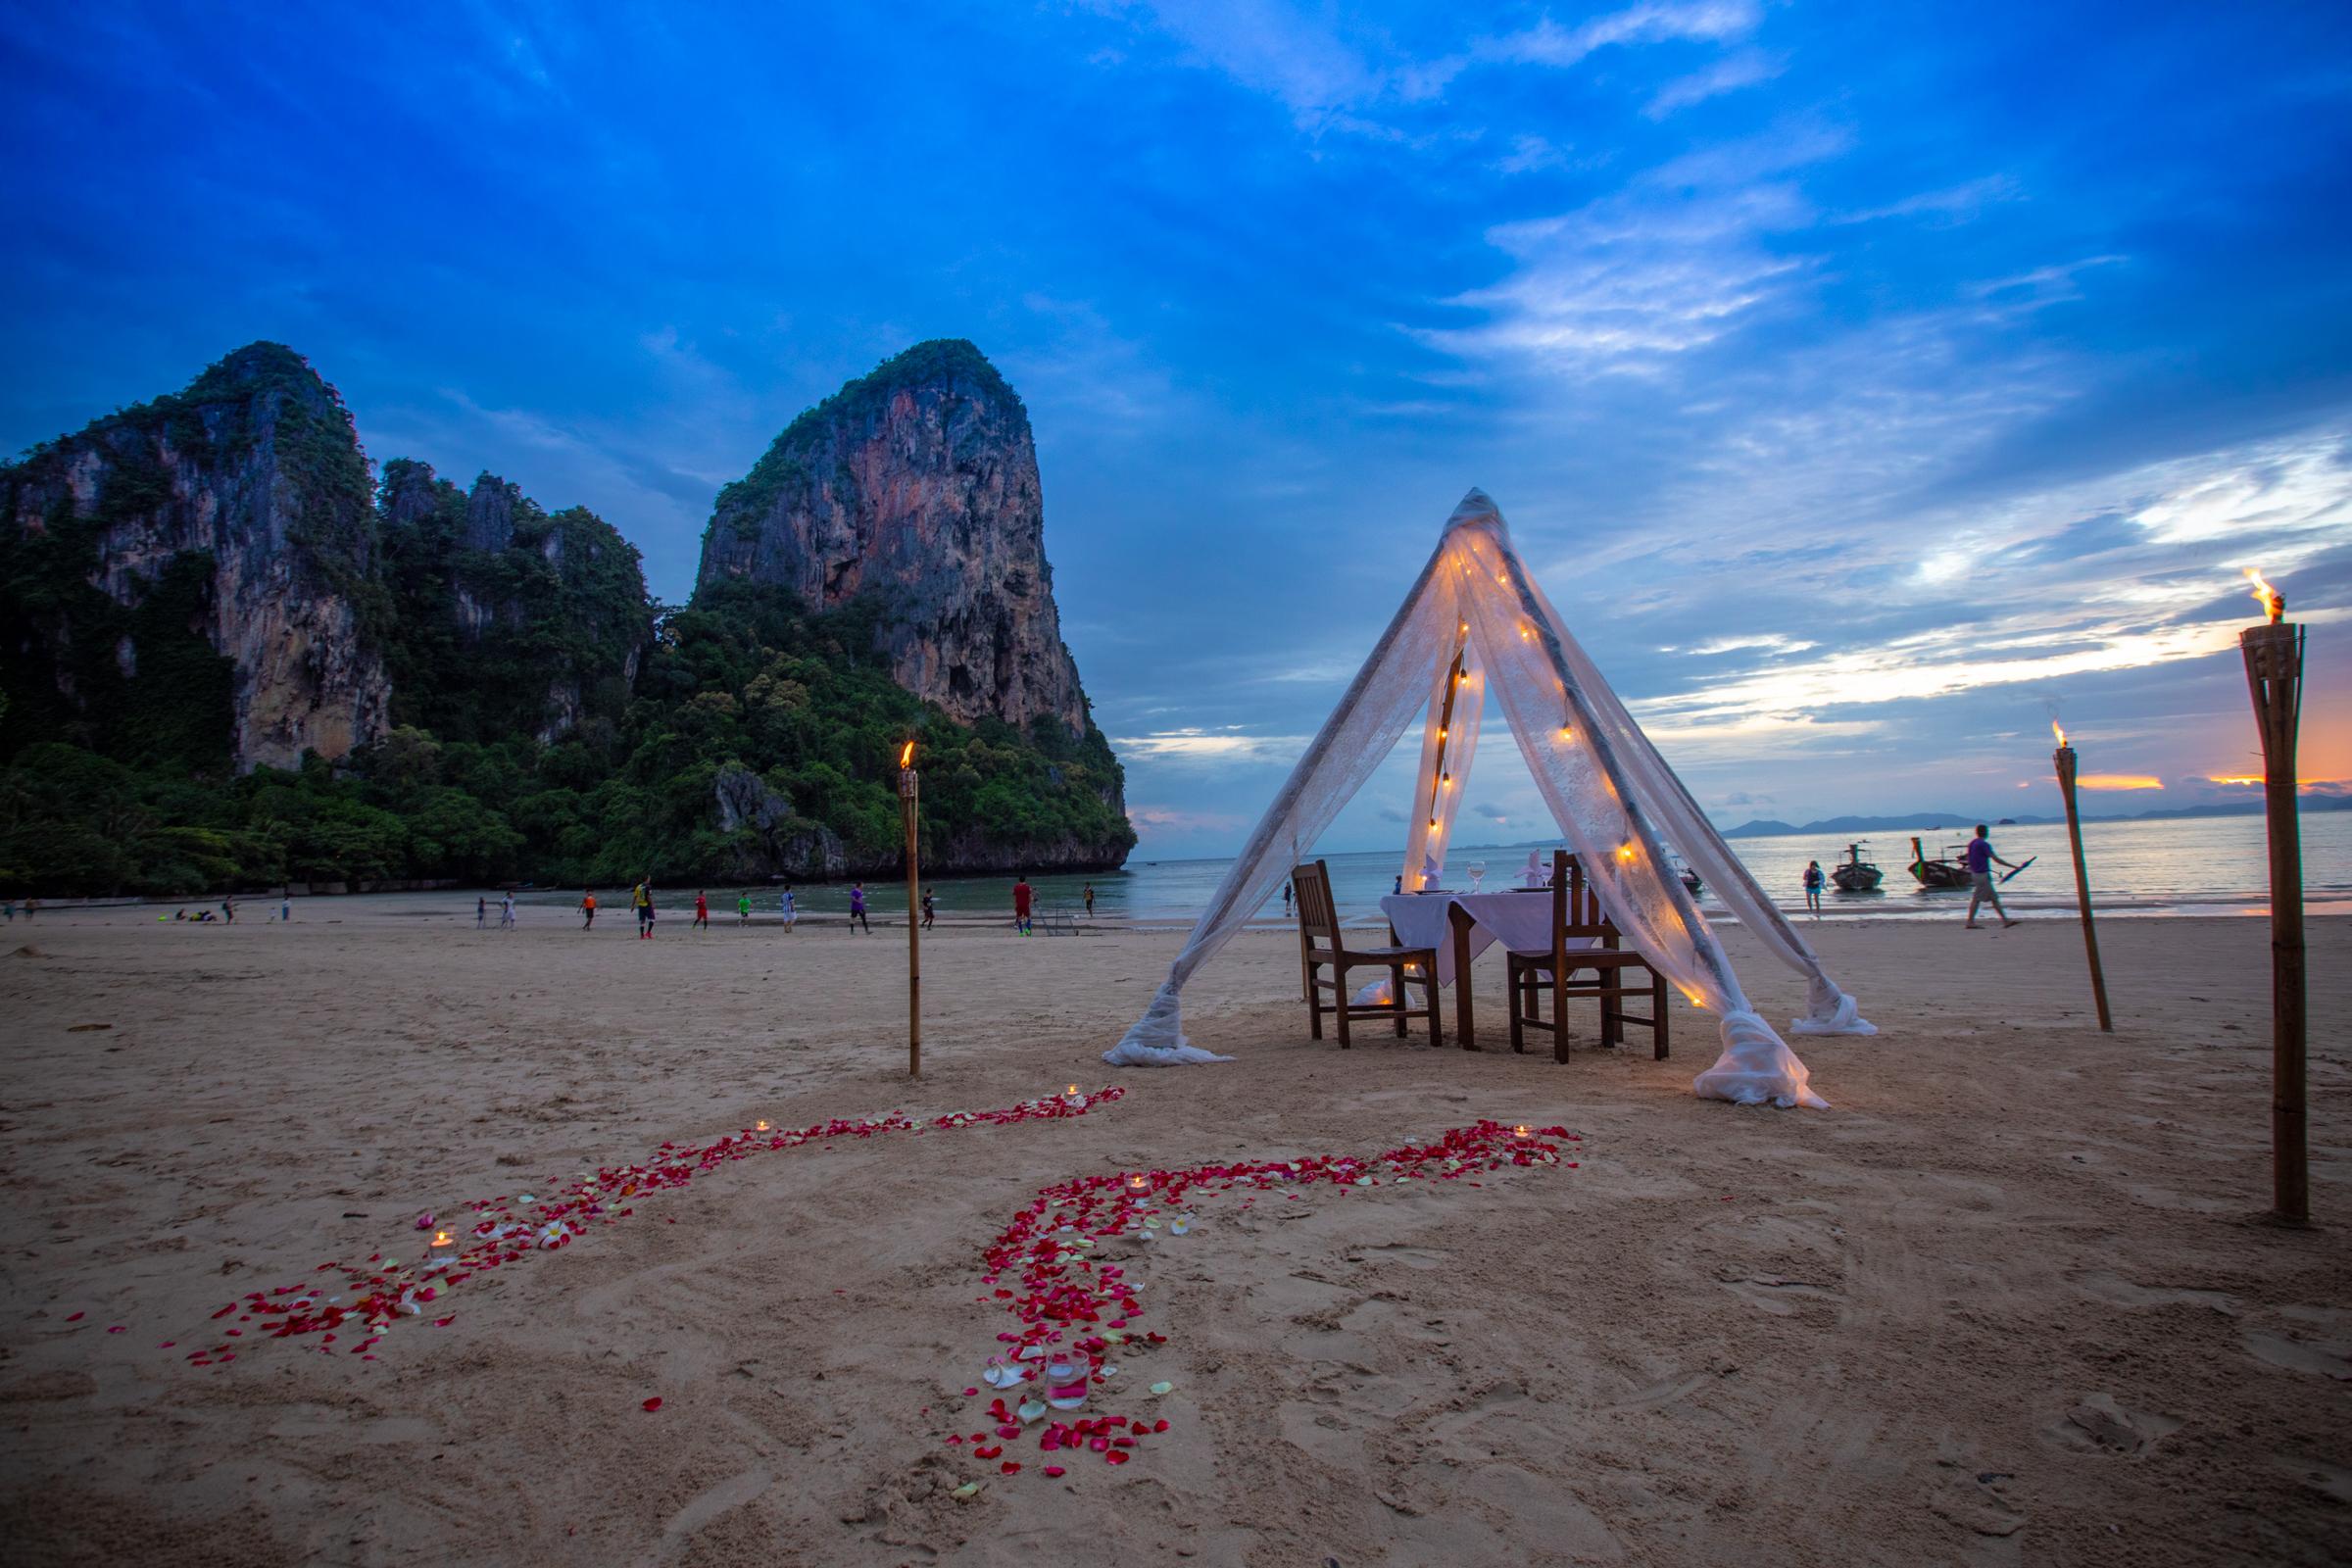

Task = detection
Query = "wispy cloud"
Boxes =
[1644,48,1783,118]
[1111,725,1308,762]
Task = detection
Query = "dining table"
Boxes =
[1378,887,1601,1051]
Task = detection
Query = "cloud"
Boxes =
[1833,174,2023,227]
[1111,725,1308,762]
[1486,2,1760,72]
[1418,123,1846,373]
[1644,49,1783,119]
[1472,801,1510,820]
[1126,804,1250,831]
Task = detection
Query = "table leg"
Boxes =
[1450,903,1478,1051]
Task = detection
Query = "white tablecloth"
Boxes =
[1378,891,1599,986]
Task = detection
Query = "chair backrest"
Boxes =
[1549,850,1618,961]
[1292,860,1342,948]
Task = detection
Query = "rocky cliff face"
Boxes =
[373,461,649,746]
[0,342,389,770]
[695,339,1091,737]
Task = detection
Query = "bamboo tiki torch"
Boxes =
[2051,723,2115,1032]
[899,740,921,1080]
[2239,569,2305,1223]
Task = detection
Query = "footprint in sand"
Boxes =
[2046,1392,2182,1455]
[2241,1329,2352,1381]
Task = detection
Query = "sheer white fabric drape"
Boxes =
[1105,490,1872,1106]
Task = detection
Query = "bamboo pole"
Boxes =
[901,757,921,1080]
[2241,621,2306,1223]
[2051,744,2114,1032]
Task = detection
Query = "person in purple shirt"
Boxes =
[1963,823,2022,929]
[847,881,871,934]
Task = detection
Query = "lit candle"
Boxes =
[432,1230,453,1247]
[1512,1125,1531,1139]
[756,1120,770,1132]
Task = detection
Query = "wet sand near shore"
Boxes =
[1,904,2346,1565]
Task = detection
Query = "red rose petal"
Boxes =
[1001,1461,1021,1475]
[1043,1465,1066,1478]
[642,1396,663,1412]
[1104,1449,1130,1464]
[65,1312,83,1322]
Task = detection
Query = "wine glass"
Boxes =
[1467,859,1487,893]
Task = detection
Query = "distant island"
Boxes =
[1717,799,2348,839]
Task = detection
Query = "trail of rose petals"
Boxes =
[175,1088,1126,1369]
[952,1118,1578,1479]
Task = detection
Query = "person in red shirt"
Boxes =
[1012,875,1034,936]
[693,890,710,930]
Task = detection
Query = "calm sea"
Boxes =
[518,811,2352,929]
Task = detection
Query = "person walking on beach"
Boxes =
[500,891,516,930]
[1012,874,1034,936]
[779,886,796,931]
[921,887,936,929]
[279,889,291,923]
[1802,860,1825,916]
[580,889,596,929]
[1083,882,1096,918]
[220,894,235,924]
[477,895,487,929]
[737,891,752,926]
[693,890,710,931]
[633,881,652,939]
[847,882,871,933]
[22,898,35,920]
[1284,881,1294,917]
[1963,824,2022,930]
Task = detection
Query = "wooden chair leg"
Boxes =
[1552,962,1569,1064]
[1305,960,1324,1039]
[1333,964,1352,1050]
[1507,966,1526,1053]
[1652,972,1669,1060]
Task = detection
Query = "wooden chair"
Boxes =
[1505,851,1670,1062]
[1293,859,1443,1049]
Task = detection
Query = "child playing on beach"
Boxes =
[580,890,596,929]
[780,887,796,930]
[921,887,936,929]
[1084,882,1096,918]
[477,895,487,929]
[693,890,710,931]
[1012,875,1034,936]
[848,883,870,933]
[634,882,653,939]
[1963,825,2022,930]
[737,891,752,925]
[500,891,516,930]
[1803,860,1825,915]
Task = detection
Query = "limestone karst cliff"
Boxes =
[374,460,649,746]
[0,338,1132,895]
[0,342,389,771]
[696,339,1090,737]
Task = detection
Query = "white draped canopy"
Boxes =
[1104,489,1875,1108]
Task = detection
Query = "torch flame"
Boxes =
[2243,567,2282,623]
[899,740,915,769]
[2051,719,2067,748]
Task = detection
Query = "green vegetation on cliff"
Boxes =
[0,582,1131,894]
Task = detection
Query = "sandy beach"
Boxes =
[1,902,2346,1565]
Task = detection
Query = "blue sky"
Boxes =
[5,2,2350,858]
